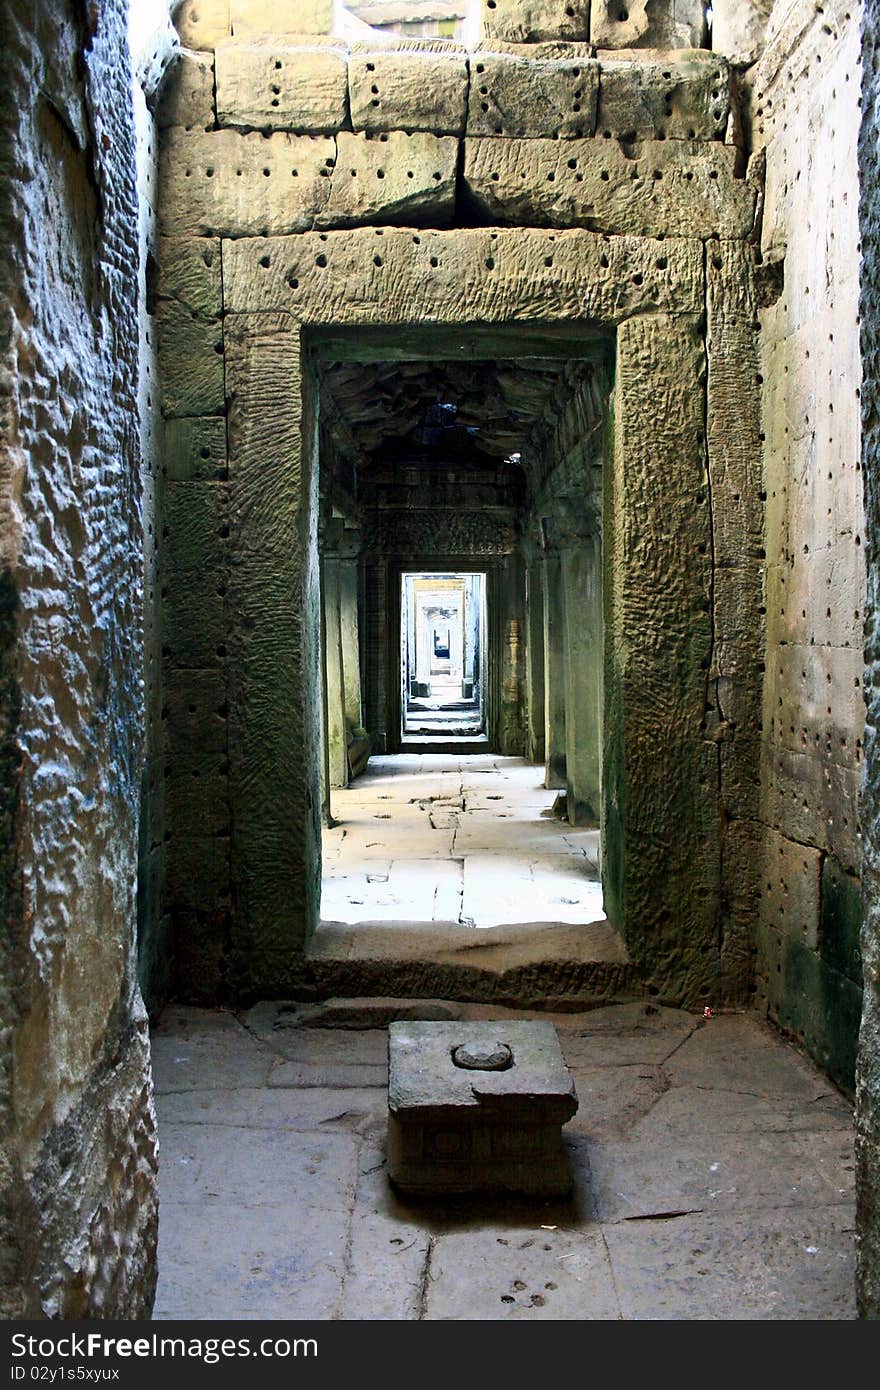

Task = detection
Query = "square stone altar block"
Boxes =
[387,1020,578,1196]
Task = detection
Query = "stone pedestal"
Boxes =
[387,1021,578,1196]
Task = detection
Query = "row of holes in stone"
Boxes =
[251,231,671,282]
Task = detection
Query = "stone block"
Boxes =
[159,128,335,237]
[165,834,231,909]
[820,855,863,985]
[164,481,229,576]
[164,416,228,482]
[462,138,757,238]
[325,131,458,227]
[158,302,225,416]
[349,41,468,136]
[158,49,216,130]
[467,45,598,138]
[387,1020,577,1195]
[159,128,457,236]
[165,754,231,838]
[164,669,229,754]
[596,50,729,140]
[173,0,230,50]
[480,0,591,44]
[759,827,823,951]
[164,576,227,670]
[591,0,707,50]
[229,0,333,35]
[215,38,348,132]
[158,238,222,319]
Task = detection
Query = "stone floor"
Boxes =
[321,754,605,929]
[151,1000,857,1320]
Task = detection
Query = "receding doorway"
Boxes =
[401,572,487,743]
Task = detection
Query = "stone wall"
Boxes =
[743,0,865,1090]
[0,0,158,1316]
[155,0,765,1006]
[857,0,880,1322]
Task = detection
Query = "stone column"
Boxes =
[339,541,363,735]
[322,546,349,791]
[524,545,546,766]
[559,520,602,826]
[542,543,567,789]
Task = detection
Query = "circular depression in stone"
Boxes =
[451,1041,513,1071]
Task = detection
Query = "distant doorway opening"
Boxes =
[401,572,487,741]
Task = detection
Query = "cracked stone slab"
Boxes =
[630,1084,853,1142]
[215,38,349,132]
[463,137,757,238]
[564,1064,668,1140]
[159,128,457,237]
[424,1226,621,1319]
[665,1014,841,1099]
[586,1127,855,1222]
[467,46,598,137]
[348,41,468,136]
[150,1009,274,1092]
[602,1203,856,1320]
[268,1057,389,1088]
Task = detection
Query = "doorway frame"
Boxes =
[220,225,760,1004]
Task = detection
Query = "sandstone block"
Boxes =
[467,45,598,137]
[159,128,336,236]
[463,137,757,238]
[159,128,456,236]
[349,42,468,136]
[591,0,707,50]
[158,238,223,319]
[164,481,229,576]
[173,0,230,50]
[388,1021,578,1195]
[229,0,333,35]
[164,416,228,482]
[158,48,216,130]
[159,303,225,416]
[164,669,229,754]
[760,829,823,951]
[597,50,729,141]
[220,227,704,323]
[326,131,458,227]
[215,38,348,132]
[480,0,591,44]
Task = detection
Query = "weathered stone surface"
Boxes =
[480,0,592,44]
[1,0,157,1317]
[159,128,335,235]
[591,0,707,50]
[158,236,223,316]
[759,829,824,951]
[159,128,457,235]
[388,1020,577,1195]
[158,48,215,130]
[221,226,704,322]
[349,41,468,136]
[164,416,228,481]
[596,49,729,140]
[215,38,348,132]
[327,131,458,226]
[710,0,773,63]
[467,45,598,138]
[173,0,230,49]
[229,0,333,35]
[159,302,226,415]
[604,313,719,1002]
[603,1206,855,1319]
[463,138,758,237]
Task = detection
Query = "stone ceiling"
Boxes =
[318,358,571,462]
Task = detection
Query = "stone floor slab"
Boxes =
[602,1204,857,1320]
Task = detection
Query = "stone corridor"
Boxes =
[320,754,605,929]
[152,1003,856,1320]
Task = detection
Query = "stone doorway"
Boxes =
[401,572,487,743]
